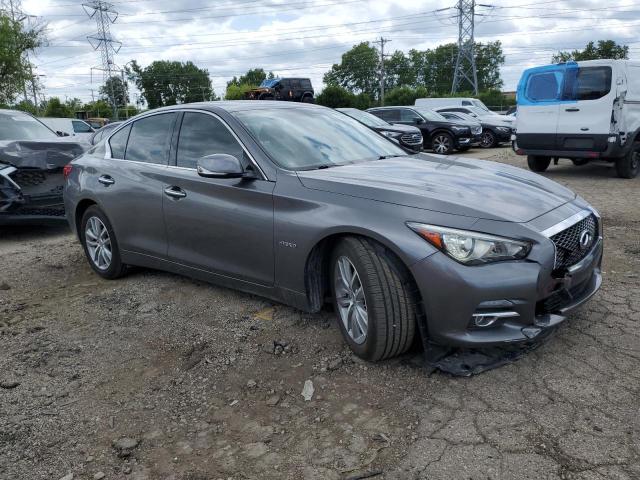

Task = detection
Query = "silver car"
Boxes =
[63,102,603,361]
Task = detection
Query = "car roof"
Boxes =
[147,100,325,114]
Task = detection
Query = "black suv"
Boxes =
[368,106,478,154]
[246,78,314,103]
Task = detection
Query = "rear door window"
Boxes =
[573,66,612,100]
[375,109,399,122]
[526,72,562,102]
[301,79,312,89]
[125,113,178,165]
[176,112,245,169]
[108,124,131,159]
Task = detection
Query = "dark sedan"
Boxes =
[337,108,422,152]
[64,102,602,362]
[0,109,86,225]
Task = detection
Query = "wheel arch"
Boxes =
[73,198,98,238]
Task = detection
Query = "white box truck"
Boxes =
[514,59,640,178]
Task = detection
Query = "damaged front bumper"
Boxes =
[0,140,85,225]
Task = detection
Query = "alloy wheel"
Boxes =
[480,132,494,148]
[85,216,112,271]
[334,256,368,345]
[433,135,451,154]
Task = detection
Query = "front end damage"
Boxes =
[0,140,86,225]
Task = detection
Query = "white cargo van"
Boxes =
[38,118,95,142]
[514,59,640,178]
[415,97,493,113]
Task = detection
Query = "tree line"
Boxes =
[0,9,630,117]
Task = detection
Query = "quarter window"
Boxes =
[108,124,131,159]
[125,113,177,164]
[176,112,245,169]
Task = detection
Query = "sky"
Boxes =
[18,0,640,105]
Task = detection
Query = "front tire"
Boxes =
[330,237,417,362]
[431,132,454,155]
[571,158,589,166]
[615,143,640,178]
[80,206,127,279]
[527,155,551,172]
[480,129,497,148]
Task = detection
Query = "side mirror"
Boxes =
[413,117,424,125]
[197,154,247,179]
[56,130,70,137]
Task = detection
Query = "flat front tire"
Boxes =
[80,205,127,279]
[527,155,551,172]
[615,143,640,178]
[330,237,418,362]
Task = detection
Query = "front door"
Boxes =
[163,111,275,286]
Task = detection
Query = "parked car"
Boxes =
[437,108,513,148]
[64,102,602,362]
[415,97,493,114]
[515,59,640,178]
[39,117,95,141]
[86,117,111,129]
[245,78,314,103]
[367,105,481,154]
[337,108,422,152]
[434,105,515,127]
[88,121,123,146]
[0,109,87,225]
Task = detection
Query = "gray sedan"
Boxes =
[63,102,602,361]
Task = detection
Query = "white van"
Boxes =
[38,118,95,142]
[514,59,640,178]
[415,97,492,113]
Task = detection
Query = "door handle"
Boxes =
[565,107,580,112]
[98,175,115,186]
[164,186,187,199]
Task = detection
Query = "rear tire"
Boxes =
[615,143,640,178]
[527,155,551,172]
[571,158,589,166]
[80,205,127,279]
[330,237,418,362]
[301,96,314,103]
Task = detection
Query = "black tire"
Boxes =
[80,205,127,279]
[258,94,274,101]
[457,146,471,152]
[301,95,314,103]
[330,237,418,362]
[527,155,551,172]
[480,129,497,148]
[571,158,589,166]
[431,132,454,155]
[615,143,640,178]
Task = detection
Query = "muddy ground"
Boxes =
[1,149,639,480]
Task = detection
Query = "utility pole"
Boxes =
[373,37,391,106]
[83,1,121,120]
[452,0,479,95]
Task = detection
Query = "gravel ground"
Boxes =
[1,148,639,480]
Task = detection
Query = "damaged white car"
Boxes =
[0,109,87,225]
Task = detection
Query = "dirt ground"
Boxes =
[1,148,639,480]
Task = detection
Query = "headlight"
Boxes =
[407,222,531,265]
[381,130,400,139]
[496,126,511,132]
[451,126,469,133]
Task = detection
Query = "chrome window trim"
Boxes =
[541,209,593,238]
[105,108,267,181]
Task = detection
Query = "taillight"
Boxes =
[63,164,73,180]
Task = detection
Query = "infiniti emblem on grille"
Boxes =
[579,229,592,249]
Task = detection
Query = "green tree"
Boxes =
[324,42,380,99]
[0,14,43,105]
[99,76,129,107]
[315,85,356,108]
[553,40,628,63]
[127,60,216,109]
[384,86,429,106]
[43,97,72,117]
[224,83,256,100]
[227,68,274,88]
[83,99,113,118]
[352,92,372,110]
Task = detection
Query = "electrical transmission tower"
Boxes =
[452,0,478,95]
[83,1,121,119]
[373,37,391,106]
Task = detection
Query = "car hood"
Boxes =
[296,154,576,223]
[377,123,421,134]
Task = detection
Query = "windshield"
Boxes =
[472,100,490,112]
[259,79,280,88]
[338,108,390,127]
[234,107,406,170]
[413,107,447,121]
[0,112,58,141]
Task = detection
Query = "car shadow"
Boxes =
[0,224,71,243]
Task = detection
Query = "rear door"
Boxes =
[96,113,178,258]
[162,111,275,286]
[556,64,615,152]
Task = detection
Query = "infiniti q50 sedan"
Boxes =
[64,101,603,361]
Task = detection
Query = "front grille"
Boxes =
[537,277,592,314]
[400,133,423,145]
[550,214,597,269]
[11,170,47,186]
